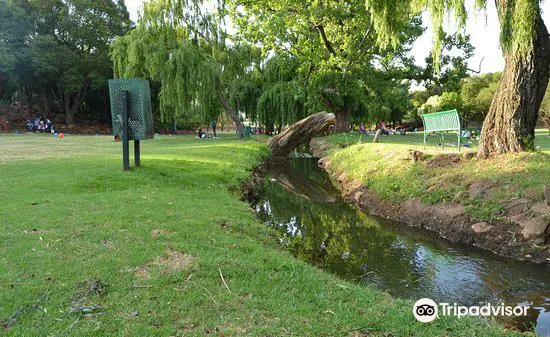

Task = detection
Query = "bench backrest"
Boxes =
[421,109,461,132]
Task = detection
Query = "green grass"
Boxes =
[323,129,549,152]
[322,129,550,221]
[0,133,527,336]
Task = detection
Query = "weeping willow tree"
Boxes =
[229,0,423,132]
[255,55,308,134]
[365,0,550,156]
[111,0,260,136]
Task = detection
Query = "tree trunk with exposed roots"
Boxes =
[268,112,336,157]
[477,4,550,157]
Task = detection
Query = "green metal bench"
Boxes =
[421,109,462,151]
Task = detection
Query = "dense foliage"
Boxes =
[411,72,501,122]
[365,0,540,67]
[229,0,423,131]
[111,0,262,135]
[0,0,130,125]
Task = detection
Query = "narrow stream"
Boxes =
[254,157,550,335]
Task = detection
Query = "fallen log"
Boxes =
[267,111,336,158]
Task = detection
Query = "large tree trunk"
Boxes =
[322,90,350,133]
[477,4,550,157]
[214,76,245,137]
[40,86,51,118]
[268,111,335,158]
[334,107,351,133]
[64,94,73,125]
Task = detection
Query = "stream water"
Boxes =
[254,157,550,335]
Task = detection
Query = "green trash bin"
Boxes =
[108,78,154,170]
[108,78,153,141]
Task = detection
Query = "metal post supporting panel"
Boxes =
[122,90,130,171]
[134,140,141,167]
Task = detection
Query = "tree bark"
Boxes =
[65,96,76,125]
[477,3,550,157]
[40,86,51,118]
[268,111,336,158]
[64,93,72,124]
[214,76,245,137]
[334,107,350,133]
[321,92,350,133]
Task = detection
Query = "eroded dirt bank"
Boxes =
[310,138,550,264]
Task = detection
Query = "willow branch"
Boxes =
[314,23,336,55]
[342,23,373,80]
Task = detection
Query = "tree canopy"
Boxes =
[228,0,423,131]
[111,0,263,135]
[460,72,501,120]
[0,0,130,124]
[365,0,540,67]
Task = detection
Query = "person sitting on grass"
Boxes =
[37,119,46,133]
[359,123,367,134]
[25,119,33,132]
[198,128,205,138]
[33,116,40,131]
[45,119,53,133]
[377,121,390,136]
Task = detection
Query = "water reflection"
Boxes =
[255,158,550,334]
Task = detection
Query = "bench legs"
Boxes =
[424,132,463,151]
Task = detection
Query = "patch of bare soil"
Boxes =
[134,266,151,279]
[134,248,195,279]
[151,229,174,239]
[69,279,107,317]
[424,153,464,168]
[23,229,48,235]
[468,180,498,198]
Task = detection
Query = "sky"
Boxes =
[124,0,550,75]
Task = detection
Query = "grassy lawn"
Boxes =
[323,129,550,152]
[321,129,549,221]
[0,133,526,336]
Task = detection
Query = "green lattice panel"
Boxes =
[108,78,153,140]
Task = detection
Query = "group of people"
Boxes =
[25,116,54,133]
[197,120,218,138]
[358,121,397,136]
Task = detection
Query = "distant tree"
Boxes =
[0,0,31,102]
[418,91,462,117]
[253,55,307,134]
[418,95,441,114]
[229,0,423,132]
[111,0,260,136]
[417,34,474,94]
[364,0,550,156]
[438,92,462,112]
[0,0,130,124]
[460,73,502,121]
